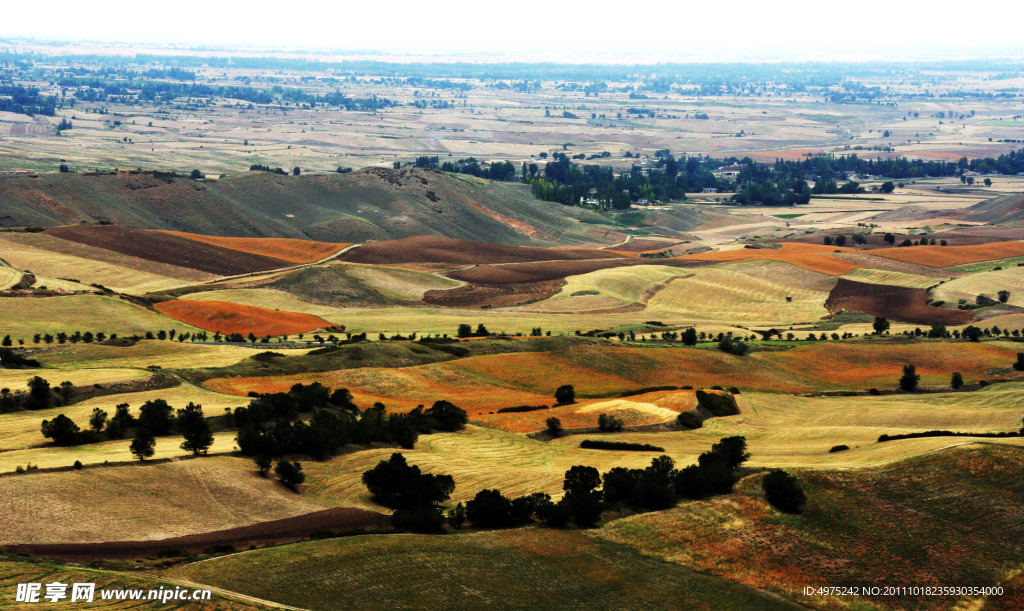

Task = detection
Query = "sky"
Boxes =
[2,0,1024,59]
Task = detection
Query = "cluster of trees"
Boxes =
[1,376,79,413]
[0,84,56,116]
[236,383,468,460]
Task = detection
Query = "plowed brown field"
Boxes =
[867,241,1024,268]
[681,243,864,275]
[341,235,621,266]
[422,280,563,308]
[448,258,709,285]
[162,231,350,264]
[825,279,973,325]
[154,300,333,335]
[45,225,291,276]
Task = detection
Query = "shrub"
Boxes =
[597,413,624,432]
[555,385,576,405]
[963,326,983,342]
[695,390,739,417]
[899,363,920,392]
[424,400,468,431]
[762,470,807,513]
[718,336,749,356]
[254,455,272,476]
[828,445,850,453]
[73,460,83,470]
[868,388,881,395]
[391,506,445,533]
[275,460,305,490]
[466,489,514,528]
[951,372,964,389]
[580,440,664,452]
[361,453,454,509]
[677,412,703,429]
[497,405,548,413]
[1014,353,1024,372]
[446,502,467,530]
[545,417,562,437]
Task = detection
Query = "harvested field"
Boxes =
[931,266,1024,309]
[825,279,973,325]
[6,507,386,560]
[179,288,340,316]
[0,457,325,545]
[839,267,946,289]
[162,231,350,264]
[154,300,334,335]
[340,264,463,300]
[602,238,688,253]
[447,258,708,285]
[262,266,394,306]
[171,528,796,611]
[868,241,1024,268]
[647,268,830,323]
[681,243,864,275]
[0,367,146,396]
[720,259,839,293]
[521,265,694,313]
[340,235,621,266]
[596,444,1024,611]
[0,294,200,339]
[37,340,313,370]
[0,265,21,291]
[423,280,563,308]
[44,225,292,276]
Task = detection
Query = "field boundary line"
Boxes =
[191,243,363,287]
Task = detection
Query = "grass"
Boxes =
[931,266,1024,308]
[0,367,147,394]
[528,265,693,312]
[340,264,464,301]
[171,527,804,611]
[0,295,202,340]
[0,265,21,291]
[596,443,1024,611]
[178,288,340,316]
[36,340,314,370]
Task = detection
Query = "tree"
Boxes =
[189,169,203,179]
[928,324,947,339]
[89,408,108,433]
[275,460,305,490]
[762,470,806,513]
[466,489,514,527]
[963,326,983,342]
[833,234,847,247]
[254,454,272,476]
[180,417,214,455]
[880,181,895,193]
[984,178,992,187]
[457,323,472,338]
[1,335,10,347]
[555,385,576,405]
[41,414,80,446]
[26,376,51,410]
[129,428,156,461]
[138,399,174,435]
[899,363,920,392]
[709,436,750,469]
[563,465,601,495]
[1014,353,1024,372]
[598,413,624,432]
[999,290,1011,303]
[292,166,301,176]
[872,317,890,335]
[424,400,468,431]
[681,327,698,346]
[718,336,749,356]
[822,236,833,245]
[546,416,562,438]
[361,453,454,509]
[951,372,964,389]
[446,502,467,530]
[883,233,896,245]
[474,323,489,337]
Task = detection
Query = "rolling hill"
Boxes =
[0,167,653,246]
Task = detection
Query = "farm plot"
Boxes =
[154,300,334,335]
[596,444,1024,611]
[833,251,956,278]
[0,367,146,397]
[341,264,464,301]
[522,265,695,313]
[340,235,621,266]
[720,259,840,293]
[161,231,350,264]
[0,295,201,339]
[839,267,946,289]
[36,339,314,370]
[868,240,1024,268]
[646,268,831,324]
[0,456,325,544]
[423,280,563,309]
[931,266,1024,309]
[447,258,707,286]
[0,265,21,290]
[825,279,973,325]
[681,242,865,275]
[44,225,292,276]
[171,528,799,611]
[178,288,340,316]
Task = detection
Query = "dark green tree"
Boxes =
[899,363,920,391]
[89,408,108,433]
[951,372,964,389]
[41,414,80,445]
[762,469,806,513]
[129,428,156,461]
[555,385,575,405]
[872,317,890,335]
[275,460,305,489]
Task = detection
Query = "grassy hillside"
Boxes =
[171,528,802,611]
[0,168,625,246]
[0,295,202,338]
[597,443,1024,611]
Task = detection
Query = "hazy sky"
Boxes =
[3,0,1024,59]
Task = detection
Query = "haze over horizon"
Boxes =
[2,0,1023,60]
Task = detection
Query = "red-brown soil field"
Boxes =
[340,235,622,266]
[154,300,333,335]
[868,241,1024,267]
[825,279,973,325]
[785,227,1024,249]
[2,508,386,560]
[45,225,292,276]
[162,231,350,264]
[681,242,865,275]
